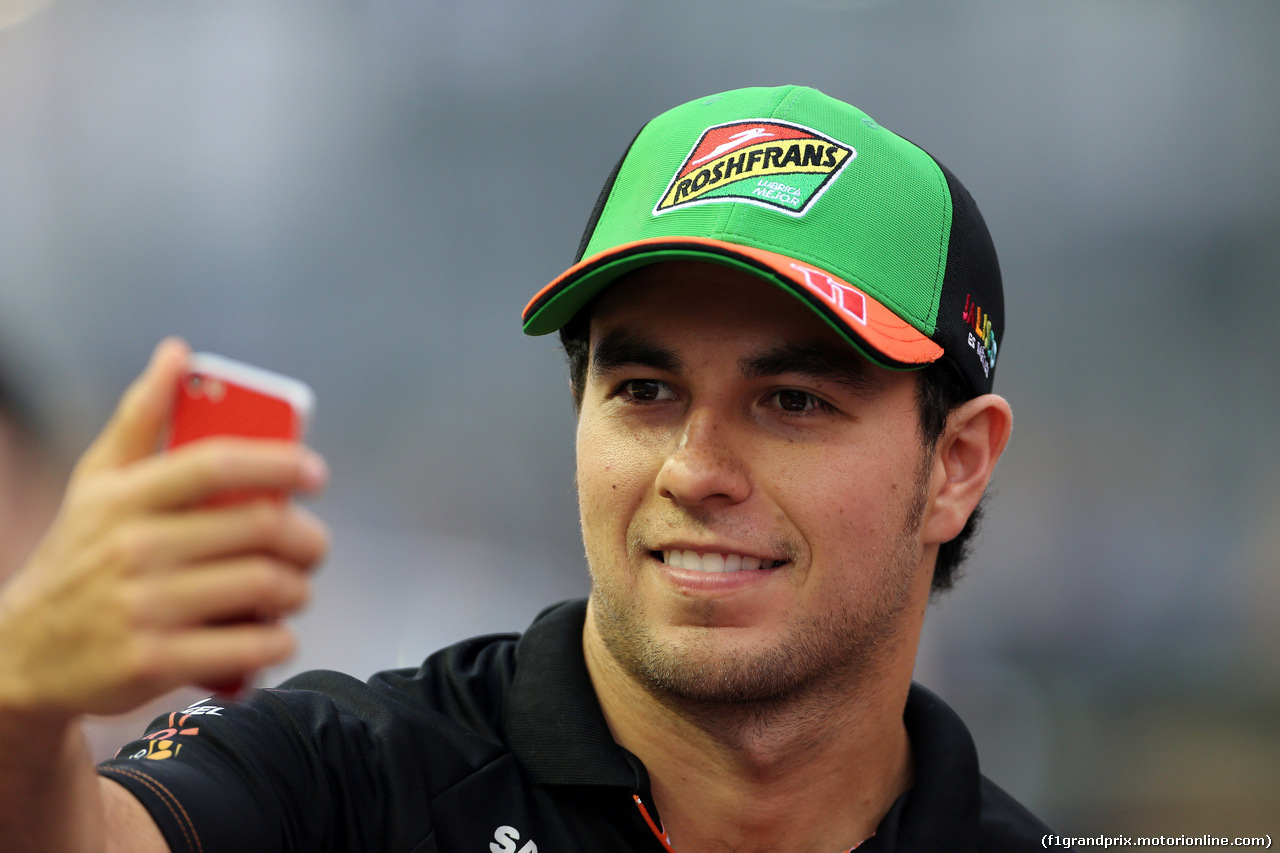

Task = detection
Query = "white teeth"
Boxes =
[660,551,779,572]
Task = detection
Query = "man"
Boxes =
[0,86,1048,851]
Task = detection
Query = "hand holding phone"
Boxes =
[165,352,316,694]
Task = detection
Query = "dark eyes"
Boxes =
[617,379,675,402]
[613,381,829,414]
[773,389,823,413]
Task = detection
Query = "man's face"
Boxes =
[576,261,939,705]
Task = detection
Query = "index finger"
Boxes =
[119,437,328,512]
[77,338,191,474]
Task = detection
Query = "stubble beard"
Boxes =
[588,466,931,718]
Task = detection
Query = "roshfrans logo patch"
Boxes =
[654,119,855,217]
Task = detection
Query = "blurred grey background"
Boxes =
[2,0,1277,838]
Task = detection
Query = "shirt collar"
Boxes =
[502,598,641,788]
[863,684,982,852]
[501,598,982,850]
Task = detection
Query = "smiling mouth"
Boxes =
[654,550,787,573]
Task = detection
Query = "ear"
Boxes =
[921,394,1013,546]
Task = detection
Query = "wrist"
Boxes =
[0,667,78,741]
[0,701,79,751]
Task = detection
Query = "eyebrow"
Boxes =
[740,342,880,397]
[590,329,877,396]
[590,329,684,380]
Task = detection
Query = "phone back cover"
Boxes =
[168,377,302,447]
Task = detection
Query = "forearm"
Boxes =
[0,711,104,853]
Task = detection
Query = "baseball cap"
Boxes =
[522,85,1003,398]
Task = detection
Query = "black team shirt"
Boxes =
[98,599,1052,852]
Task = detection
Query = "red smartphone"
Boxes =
[165,352,316,695]
[166,352,315,505]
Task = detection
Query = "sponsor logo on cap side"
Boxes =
[963,294,998,377]
[655,120,855,217]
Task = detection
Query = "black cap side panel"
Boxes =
[575,124,647,264]
[934,159,1004,397]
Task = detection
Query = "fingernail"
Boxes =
[300,451,329,489]
[155,335,187,363]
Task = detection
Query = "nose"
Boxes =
[655,406,751,508]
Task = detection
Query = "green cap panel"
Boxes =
[580,86,952,335]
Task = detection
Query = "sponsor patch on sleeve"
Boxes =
[654,119,855,217]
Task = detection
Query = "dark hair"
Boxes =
[558,312,982,594]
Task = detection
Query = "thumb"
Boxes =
[78,337,191,473]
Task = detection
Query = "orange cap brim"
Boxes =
[523,236,943,368]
